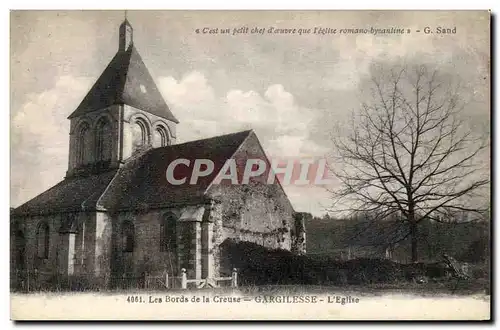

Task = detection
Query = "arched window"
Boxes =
[160,213,177,252]
[36,222,50,259]
[122,221,135,253]
[95,117,112,161]
[77,123,91,165]
[153,126,170,148]
[132,119,149,148]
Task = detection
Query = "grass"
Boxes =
[236,280,489,297]
[11,278,489,298]
[12,240,490,296]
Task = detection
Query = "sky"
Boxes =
[10,10,490,216]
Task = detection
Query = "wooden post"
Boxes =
[181,268,187,289]
[165,272,169,289]
[231,268,238,288]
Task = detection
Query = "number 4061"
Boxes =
[127,296,143,303]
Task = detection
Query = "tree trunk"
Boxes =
[410,221,418,262]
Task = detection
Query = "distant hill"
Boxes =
[305,215,489,263]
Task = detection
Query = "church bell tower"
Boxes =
[65,17,179,178]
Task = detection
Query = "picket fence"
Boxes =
[145,268,238,289]
[12,268,238,292]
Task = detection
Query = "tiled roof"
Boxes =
[12,130,255,216]
[100,130,253,211]
[11,170,118,217]
[68,45,178,123]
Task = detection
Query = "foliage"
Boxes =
[306,214,489,263]
[221,239,470,286]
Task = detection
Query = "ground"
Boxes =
[10,284,491,320]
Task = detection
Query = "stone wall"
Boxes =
[292,212,309,255]
[10,212,97,288]
[94,211,112,284]
[111,209,177,278]
[11,214,61,276]
[67,105,121,177]
[122,105,177,160]
[206,132,296,277]
[66,104,178,178]
[110,205,205,280]
[177,221,202,279]
[73,212,96,275]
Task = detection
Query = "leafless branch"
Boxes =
[329,63,490,261]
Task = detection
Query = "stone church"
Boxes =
[11,19,307,289]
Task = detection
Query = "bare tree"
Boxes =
[330,63,489,262]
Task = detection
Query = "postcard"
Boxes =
[10,10,491,320]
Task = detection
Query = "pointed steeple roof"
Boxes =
[68,21,178,123]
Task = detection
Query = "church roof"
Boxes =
[68,45,179,123]
[11,170,117,217]
[99,130,254,211]
[12,130,255,216]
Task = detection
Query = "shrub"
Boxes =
[221,239,450,286]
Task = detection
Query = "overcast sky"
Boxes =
[10,10,490,216]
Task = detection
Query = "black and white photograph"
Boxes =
[9,10,491,320]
